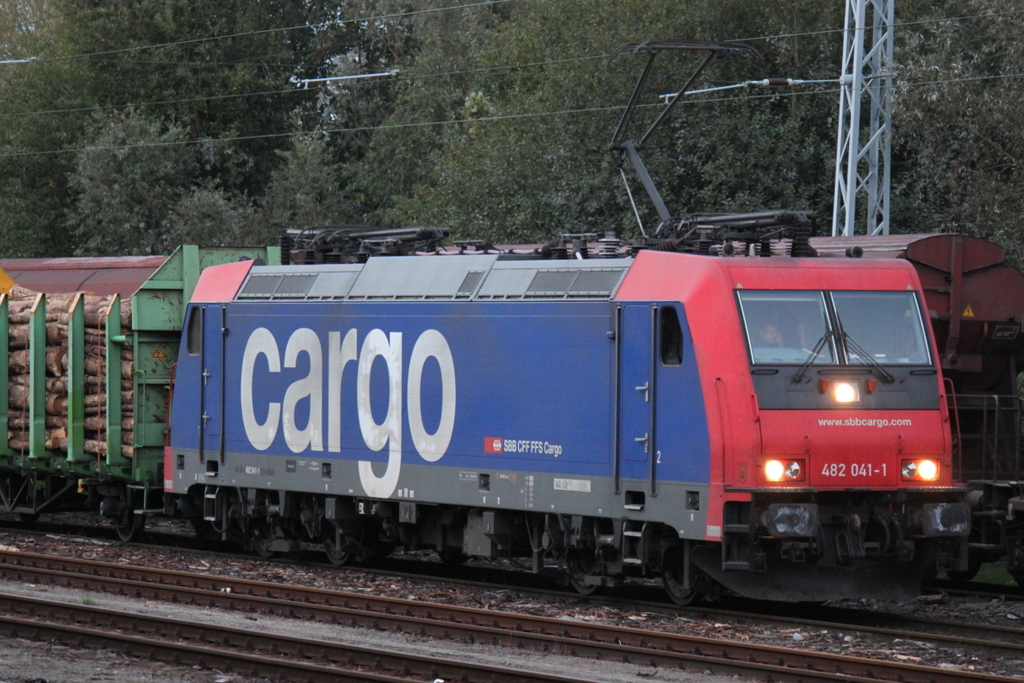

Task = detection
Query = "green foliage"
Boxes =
[49,0,323,194]
[261,134,361,231]
[0,13,93,256]
[68,110,197,255]
[2,0,1024,262]
[893,0,1024,266]
[0,0,338,255]
[359,0,841,243]
[165,181,262,247]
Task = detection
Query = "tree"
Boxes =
[892,0,1024,265]
[0,0,90,256]
[0,0,339,256]
[165,181,261,247]
[5,0,1024,260]
[67,110,196,255]
[354,0,842,243]
[261,133,362,233]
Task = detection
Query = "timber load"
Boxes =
[0,246,280,523]
[4,285,135,457]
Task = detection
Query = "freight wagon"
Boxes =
[0,246,281,539]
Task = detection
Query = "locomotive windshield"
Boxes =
[737,291,834,365]
[832,291,930,365]
[738,290,931,366]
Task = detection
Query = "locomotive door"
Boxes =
[199,305,226,463]
[618,304,655,488]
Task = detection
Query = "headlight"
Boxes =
[901,458,940,482]
[765,459,806,482]
[765,503,820,537]
[833,381,860,404]
[818,379,862,405]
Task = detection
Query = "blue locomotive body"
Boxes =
[170,298,710,501]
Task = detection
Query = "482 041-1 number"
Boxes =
[820,463,886,477]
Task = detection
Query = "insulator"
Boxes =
[598,232,622,258]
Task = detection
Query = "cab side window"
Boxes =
[659,306,683,366]
[186,308,202,356]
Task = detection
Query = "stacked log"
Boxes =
[6,285,134,456]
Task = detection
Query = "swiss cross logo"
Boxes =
[484,437,503,454]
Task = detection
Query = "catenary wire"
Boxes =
[1,69,1020,160]
[9,0,515,65]
[2,6,1020,122]
[2,4,1019,69]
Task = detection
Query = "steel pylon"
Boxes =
[832,0,894,236]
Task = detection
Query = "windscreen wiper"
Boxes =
[842,332,896,384]
[792,331,834,384]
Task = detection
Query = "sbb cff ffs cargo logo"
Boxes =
[239,327,456,498]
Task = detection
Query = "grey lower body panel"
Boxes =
[169,448,709,536]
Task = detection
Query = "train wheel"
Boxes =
[439,548,468,566]
[946,556,983,584]
[662,547,701,606]
[190,518,216,540]
[1011,570,1024,589]
[250,523,277,559]
[114,508,145,543]
[113,490,145,543]
[17,512,40,523]
[323,534,354,566]
[565,549,599,596]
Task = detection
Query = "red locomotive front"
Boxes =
[620,251,970,601]
[722,257,966,600]
[739,285,951,492]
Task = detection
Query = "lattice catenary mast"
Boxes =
[832,0,894,236]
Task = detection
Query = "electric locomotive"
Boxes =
[164,234,970,603]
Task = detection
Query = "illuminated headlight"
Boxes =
[901,458,940,482]
[818,379,862,404]
[765,459,806,483]
[832,381,860,404]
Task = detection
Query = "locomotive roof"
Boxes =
[219,255,636,302]
[192,248,925,305]
[615,251,923,302]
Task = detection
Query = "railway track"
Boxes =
[3,515,1023,633]
[0,549,1020,683]
[7,514,1024,601]
[0,591,585,683]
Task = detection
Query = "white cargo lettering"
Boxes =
[240,327,456,498]
[282,328,323,453]
[357,330,403,498]
[407,329,456,462]
[240,328,281,451]
[327,329,358,453]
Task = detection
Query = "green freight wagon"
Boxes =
[0,245,280,539]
